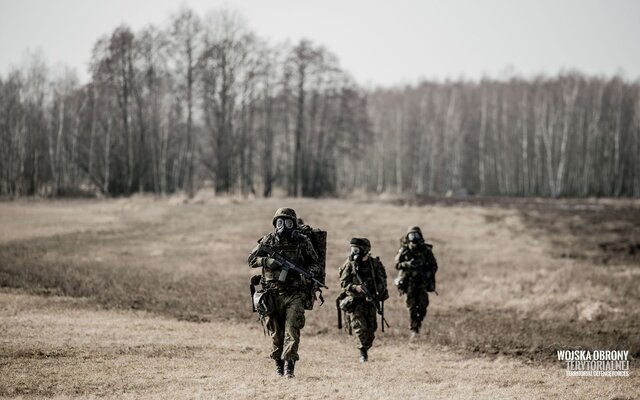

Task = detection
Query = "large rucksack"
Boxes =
[296,222,327,309]
[297,223,327,285]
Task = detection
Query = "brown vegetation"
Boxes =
[1,196,639,397]
[2,290,637,399]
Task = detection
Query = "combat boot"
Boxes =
[275,359,284,376]
[409,328,420,342]
[284,360,295,378]
[359,348,368,363]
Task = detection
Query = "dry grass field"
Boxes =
[1,194,639,398]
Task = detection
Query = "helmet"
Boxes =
[272,207,298,227]
[349,237,371,261]
[349,237,371,251]
[406,226,423,245]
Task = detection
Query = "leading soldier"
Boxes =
[394,226,439,339]
[338,238,389,362]
[248,207,322,378]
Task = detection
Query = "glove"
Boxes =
[400,260,416,270]
[262,257,281,270]
[379,288,390,301]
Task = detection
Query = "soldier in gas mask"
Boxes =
[338,238,389,362]
[248,207,321,378]
[394,226,439,339]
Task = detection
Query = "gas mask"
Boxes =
[275,217,295,238]
[350,246,368,262]
[407,231,423,250]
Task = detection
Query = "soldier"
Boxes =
[338,238,389,362]
[248,207,322,378]
[394,226,438,339]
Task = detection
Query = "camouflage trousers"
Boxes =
[347,299,378,350]
[266,291,306,362]
[405,285,429,331]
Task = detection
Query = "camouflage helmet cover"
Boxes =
[404,226,424,245]
[350,237,371,250]
[272,207,298,226]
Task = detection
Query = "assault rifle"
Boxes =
[258,244,328,289]
[354,269,390,332]
[406,244,439,295]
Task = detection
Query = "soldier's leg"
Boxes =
[405,290,420,332]
[267,294,285,361]
[282,292,306,362]
[349,309,364,350]
[364,303,378,349]
[417,291,429,331]
[350,303,375,350]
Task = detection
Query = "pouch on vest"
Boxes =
[339,295,356,313]
[253,290,274,317]
[394,272,409,295]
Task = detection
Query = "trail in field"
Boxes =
[0,291,635,399]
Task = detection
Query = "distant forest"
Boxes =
[1,7,639,198]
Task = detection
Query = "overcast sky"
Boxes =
[1,0,639,86]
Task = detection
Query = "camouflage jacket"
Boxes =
[339,256,389,301]
[394,242,438,285]
[248,232,321,291]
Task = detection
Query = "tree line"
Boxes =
[360,76,640,197]
[0,8,368,198]
[1,7,638,198]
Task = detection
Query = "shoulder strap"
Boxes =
[368,257,379,292]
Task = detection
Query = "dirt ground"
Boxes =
[0,194,638,398]
[1,291,636,399]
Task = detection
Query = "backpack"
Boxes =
[423,243,437,293]
[297,224,327,285]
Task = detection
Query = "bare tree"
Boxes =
[2,6,638,199]
[169,7,202,196]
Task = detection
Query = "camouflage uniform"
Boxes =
[395,226,438,334]
[248,208,321,378]
[339,238,388,361]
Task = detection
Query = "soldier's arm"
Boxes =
[339,262,359,295]
[394,248,402,268]
[247,242,263,269]
[396,249,417,271]
[248,238,269,269]
[394,248,407,270]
